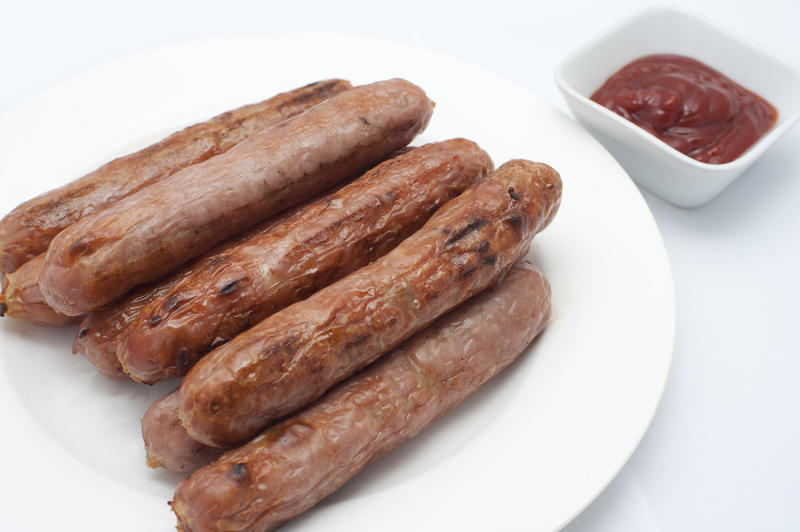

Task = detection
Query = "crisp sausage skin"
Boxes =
[39,79,433,316]
[72,191,324,379]
[0,80,352,274]
[142,389,224,474]
[118,140,492,383]
[0,256,75,326]
[179,159,562,447]
[72,149,413,379]
[172,262,552,531]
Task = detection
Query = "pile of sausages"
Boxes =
[0,78,562,531]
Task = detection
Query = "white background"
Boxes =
[1,1,798,531]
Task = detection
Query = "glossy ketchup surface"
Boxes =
[591,54,777,164]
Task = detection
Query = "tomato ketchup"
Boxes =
[591,54,777,164]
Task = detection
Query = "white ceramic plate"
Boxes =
[0,35,674,532]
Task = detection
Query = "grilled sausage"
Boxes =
[74,283,159,379]
[142,389,225,474]
[140,140,491,470]
[71,181,343,380]
[39,79,433,316]
[72,149,414,379]
[118,140,492,384]
[0,79,352,274]
[172,262,552,531]
[179,159,562,447]
[72,214,294,379]
[0,255,74,326]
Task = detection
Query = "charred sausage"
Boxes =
[172,262,552,531]
[118,140,492,383]
[179,159,562,447]
[140,139,491,469]
[39,79,433,315]
[72,149,413,379]
[0,79,352,274]
[0,256,74,326]
[72,187,330,379]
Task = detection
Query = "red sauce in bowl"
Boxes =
[591,54,777,164]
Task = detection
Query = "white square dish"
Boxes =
[555,7,800,208]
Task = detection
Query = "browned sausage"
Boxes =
[39,79,434,316]
[172,262,552,531]
[0,255,74,326]
[72,149,414,379]
[0,79,352,274]
[118,140,492,384]
[142,388,224,474]
[71,201,309,379]
[179,159,562,447]
[140,140,490,470]
[73,283,161,379]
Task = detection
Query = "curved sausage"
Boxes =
[142,389,224,474]
[118,140,492,383]
[172,262,551,531]
[39,79,433,316]
[179,159,562,447]
[72,189,328,379]
[0,79,352,274]
[0,255,74,326]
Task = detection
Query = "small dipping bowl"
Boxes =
[555,7,800,207]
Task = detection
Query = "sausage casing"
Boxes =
[172,262,551,531]
[0,256,74,326]
[179,159,562,447]
[72,192,324,379]
[0,80,352,274]
[118,140,492,383]
[39,79,434,315]
[142,389,224,474]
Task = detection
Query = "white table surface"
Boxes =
[2,1,799,531]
